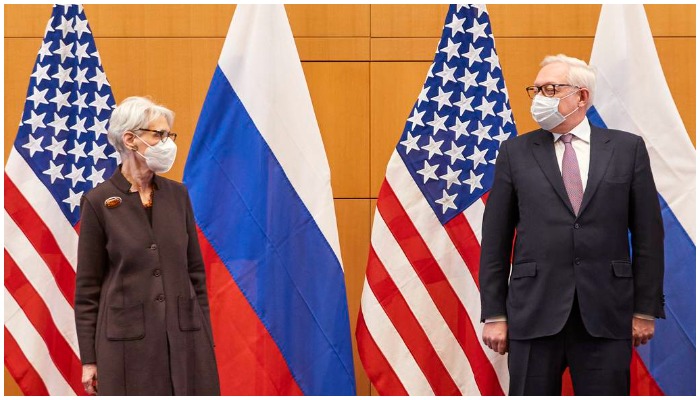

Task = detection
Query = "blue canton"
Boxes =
[397,4,517,224]
[15,4,118,226]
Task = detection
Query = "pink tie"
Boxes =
[560,133,583,215]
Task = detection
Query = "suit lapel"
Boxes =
[578,125,613,217]
[531,129,575,216]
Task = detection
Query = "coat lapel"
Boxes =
[578,125,613,217]
[531,129,576,216]
[148,175,166,235]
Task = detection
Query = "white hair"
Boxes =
[541,54,596,109]
[107,96,175,154]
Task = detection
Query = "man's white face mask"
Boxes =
[530,88,580,131]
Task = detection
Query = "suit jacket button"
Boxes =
[150,244,158,250]
[153,269,161,277]
[574,223,581,229]
[156,294,165,302]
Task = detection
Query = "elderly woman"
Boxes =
[75,96,219,395]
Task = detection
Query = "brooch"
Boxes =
[104,196,122,208]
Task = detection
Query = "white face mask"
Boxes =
[133,134,177,173]
[530,89,580,131]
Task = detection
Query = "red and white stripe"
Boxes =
[357,150,509,395]
[4,148,83,395]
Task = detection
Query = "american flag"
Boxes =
[4,4,117,395]
[356,4,515,395]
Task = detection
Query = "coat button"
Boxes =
[574,223,581,229]
[575,257,581,265]
[153,269,161,277]
[156,294,165,302]
[150,244,158,250]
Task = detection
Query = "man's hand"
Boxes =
[482,321,508,355]
[632,317,655,347]
[82,364,98,395]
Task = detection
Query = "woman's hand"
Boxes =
[82,364,98,395]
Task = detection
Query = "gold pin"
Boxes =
[104,196,122,208]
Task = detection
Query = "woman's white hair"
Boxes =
[541,54,596,109]
[107,96,175,154]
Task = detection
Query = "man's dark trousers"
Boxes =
[508,296,632,395]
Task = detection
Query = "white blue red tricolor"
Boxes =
[586,5,695,395]
[183,5,356,395]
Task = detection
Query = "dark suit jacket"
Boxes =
[479,124,665,340]
[75,168,220,395]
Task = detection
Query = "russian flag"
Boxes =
[586,5,695,395]
[183,5,356,395]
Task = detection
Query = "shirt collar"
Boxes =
[552,116,591,143]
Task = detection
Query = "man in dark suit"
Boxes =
[479,54,665,395]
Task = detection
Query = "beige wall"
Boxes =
[4,4,695,396]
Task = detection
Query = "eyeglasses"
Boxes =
[134,128,177,143]
[525,84,580,99]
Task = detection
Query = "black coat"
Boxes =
[479,124,665,340]
[75,168,220,395]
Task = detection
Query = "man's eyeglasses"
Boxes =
[135,128,177,143]
[525,84,580,99]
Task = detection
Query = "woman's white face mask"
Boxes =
[133,134,177,173]
[530,88,580,131]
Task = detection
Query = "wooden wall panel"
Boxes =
[4,5,234,38]
[303,62,370,198]
[334,199,372,396]
[489,4,601,37]
[286,5,370,37]
[370,62,431,197]
[371,4,695,38]
[4,4,371,38]
[81,5,235,37]
[654,38,696,140]
[370,4,446,38]
[371,4,602,37]
[3,4,52,37]
[4,368,21,395]
[3,4,694,397]
[4,39,40,164]
[371,38,437,61]
[645,4,696,37]
[296,38,369,61]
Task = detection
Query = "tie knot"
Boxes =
[560,133,574,144]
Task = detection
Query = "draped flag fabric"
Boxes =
[4,4,118,395]
[182,4,356,395]
[356,4,514,395]
[585,5,696,396]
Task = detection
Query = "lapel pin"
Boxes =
[104,196,122,208]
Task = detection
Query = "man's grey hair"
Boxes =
[541,54,596,109]
[107,96,175,154]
